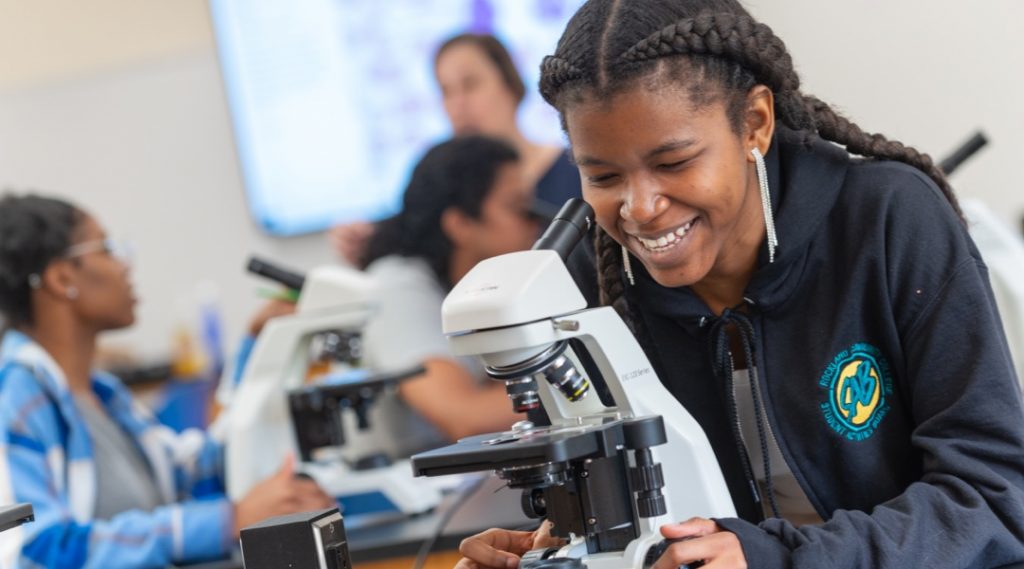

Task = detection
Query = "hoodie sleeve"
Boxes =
[718,238,1024,566]
[0,367,234,569]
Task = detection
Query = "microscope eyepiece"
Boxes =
[247,256,306,291]
[531,198,594,261]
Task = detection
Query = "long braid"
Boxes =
[594,226,630,324]
[799,94,962,219]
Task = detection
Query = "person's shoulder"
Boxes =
[364,255,446,307]
[0,356,47,403]
[366,255,436,283]
[834,159,965,243]
[0,359,58,441]
[843,160,953,215]
[837,160,977,272]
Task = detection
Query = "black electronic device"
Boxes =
[240,508,351,569]
[0,503,34,533]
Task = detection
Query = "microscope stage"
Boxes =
[411,420,628,477]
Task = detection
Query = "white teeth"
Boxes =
[634,219,697,252]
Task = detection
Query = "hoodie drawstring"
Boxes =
[709,308,781,519]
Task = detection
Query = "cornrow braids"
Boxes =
[542,0,963,315]
[594,226,630,324]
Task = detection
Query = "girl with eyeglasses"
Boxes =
[0,194,335,568]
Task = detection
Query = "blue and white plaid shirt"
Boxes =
[0,330,232,568]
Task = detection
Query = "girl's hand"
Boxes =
[455,520,563,569]
[651,518,747,569]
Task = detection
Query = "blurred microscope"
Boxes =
[412,200,735,569]
[222,257,440,517]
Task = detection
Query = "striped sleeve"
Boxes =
[1,367,233,568]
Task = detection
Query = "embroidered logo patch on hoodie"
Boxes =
[819,343,894,441]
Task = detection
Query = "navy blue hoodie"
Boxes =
[571,127,1024,568]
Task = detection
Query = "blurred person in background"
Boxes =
[329,33,580,264]
[354,134,539,455]
[0,194,334,568]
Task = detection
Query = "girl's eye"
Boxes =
[659,160,687,171]
[587,173,619,186]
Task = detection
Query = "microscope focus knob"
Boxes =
[521,488,547,519]
[636,492,667,518]
[643,539,704,569]
[631,448,667,518]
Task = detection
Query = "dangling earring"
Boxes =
[752,147,779,263]
[622,245,635,286]
[66,286,79,300]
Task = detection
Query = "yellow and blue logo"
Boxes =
[819,343,893,441]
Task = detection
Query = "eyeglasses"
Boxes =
[27,238,134,289]
[64,238,134,266]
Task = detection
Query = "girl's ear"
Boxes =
[40,259,78,301]
[441,206,473,247]
[744,85,776,162]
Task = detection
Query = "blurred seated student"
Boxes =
[353,134,539,456]
[0,194,334,568]
[330,32,580,265]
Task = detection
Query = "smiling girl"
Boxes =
[455,1,1024,568]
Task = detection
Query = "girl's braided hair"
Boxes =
[539,0,958,317]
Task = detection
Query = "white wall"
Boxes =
[751,0,1024,223]
[0,54,335,359]
[0,1,1022,358]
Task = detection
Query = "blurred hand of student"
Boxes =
[247,299,297,336]
[231,454,335,537]
[328,221,375,266]
[455,521,564,569]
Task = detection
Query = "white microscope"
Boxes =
[411,200,735,568]
[222,257,441,518]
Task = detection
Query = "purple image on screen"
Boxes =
[536,0,566,20]
[470,0,495,33]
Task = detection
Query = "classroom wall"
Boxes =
[0,0,1021,360]
[0,53,335,360]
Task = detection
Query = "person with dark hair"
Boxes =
[329,32,581,265]
[456,1,1024,568]
[349,135,538,457]
[433,33,578,210]
[0,194,334,568]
